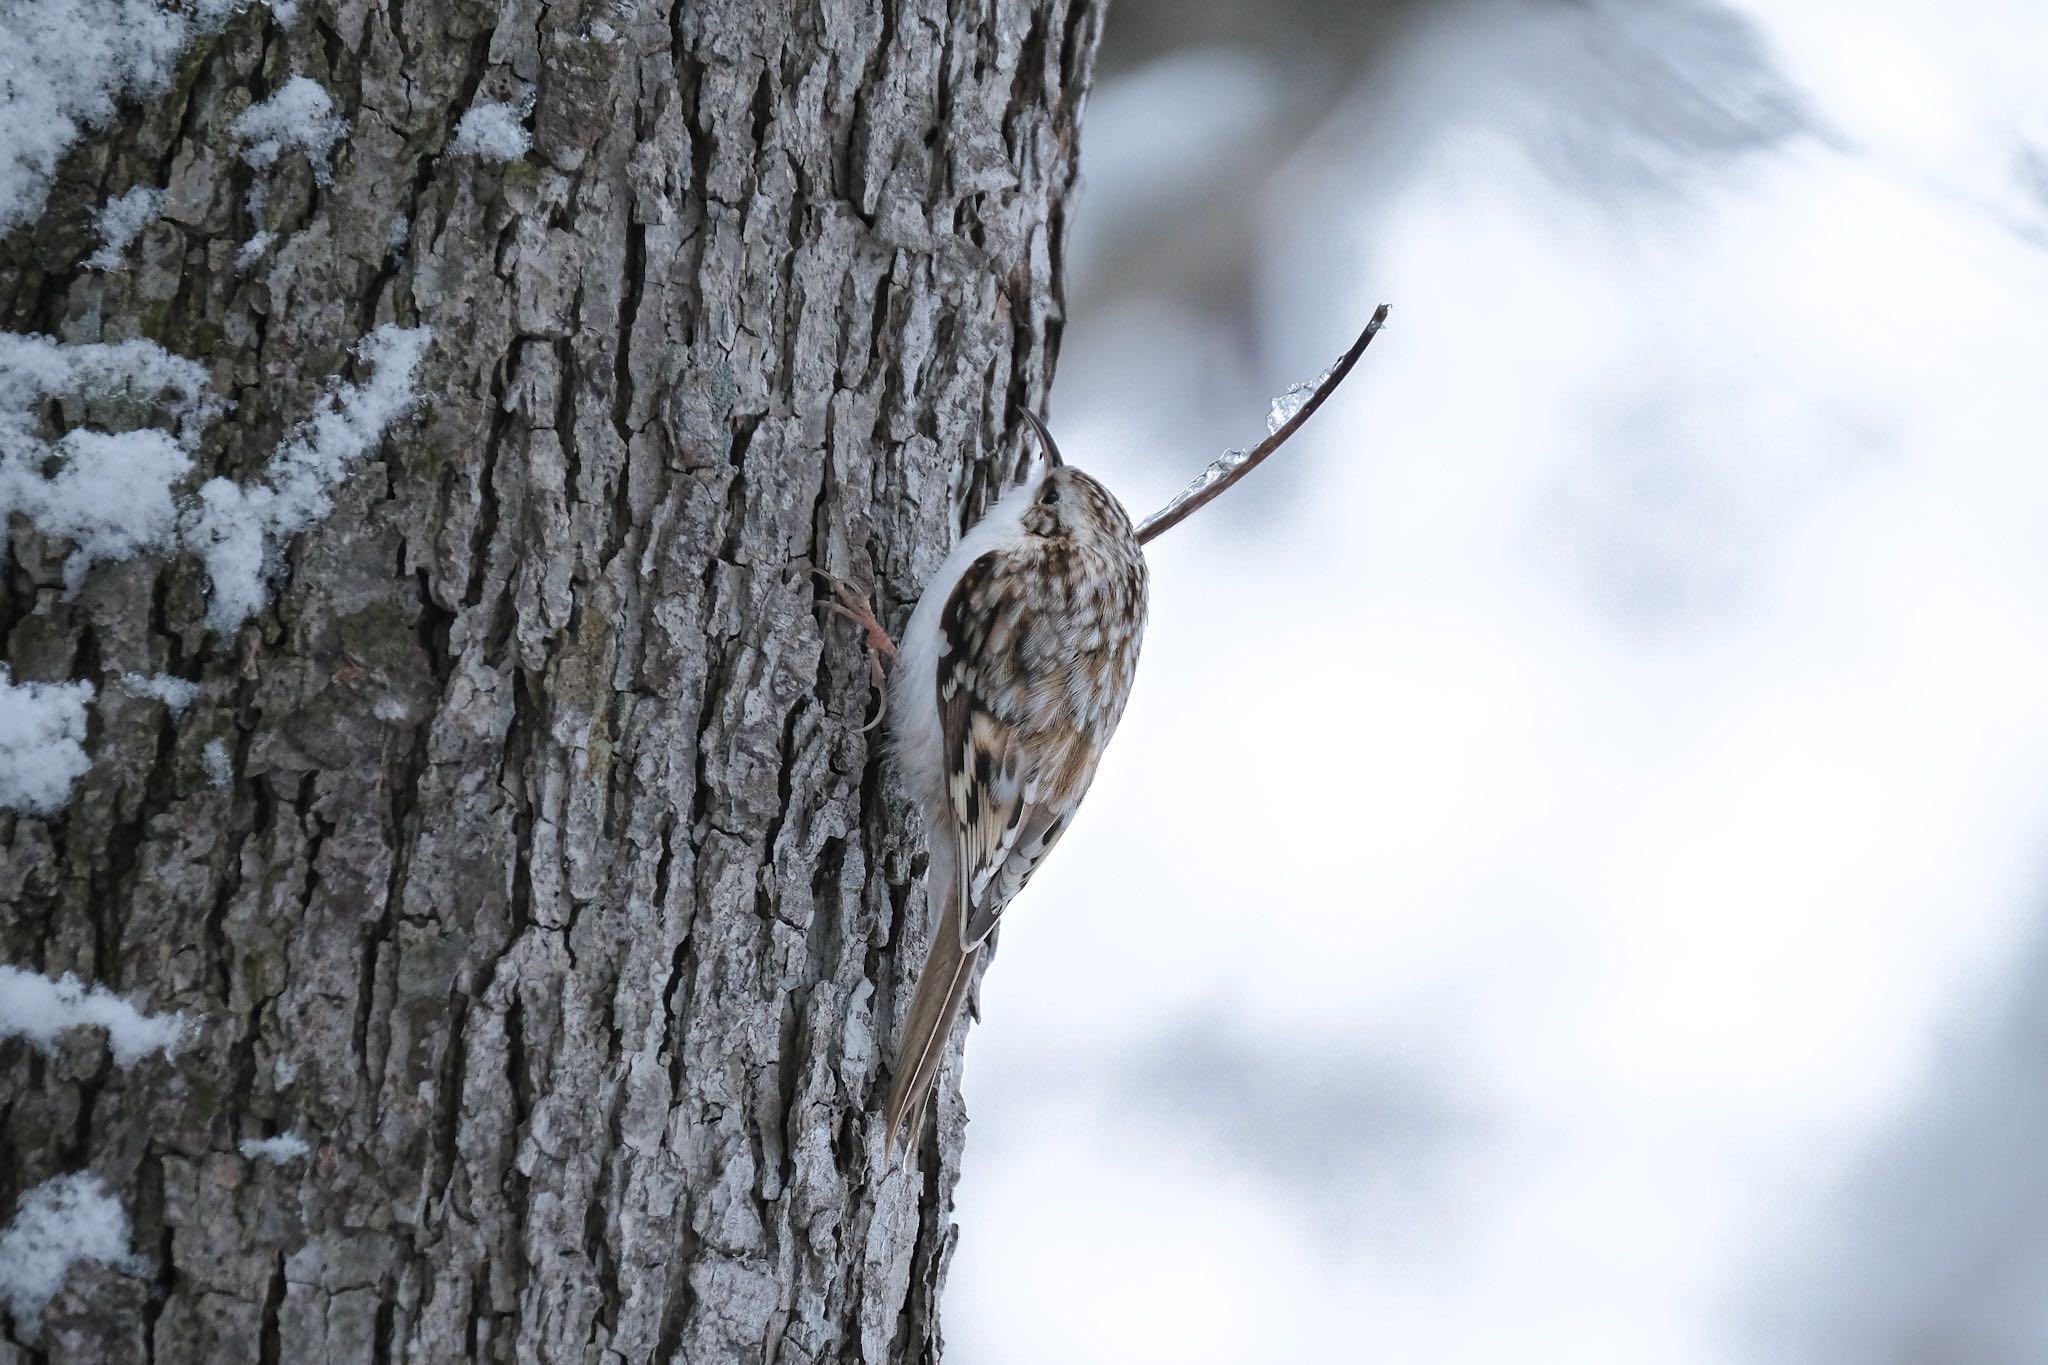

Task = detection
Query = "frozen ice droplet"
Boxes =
[1267,368,1333,435]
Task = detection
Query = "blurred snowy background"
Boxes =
[946,0,2048,1360]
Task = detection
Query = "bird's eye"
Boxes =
[1040,484,1060,507]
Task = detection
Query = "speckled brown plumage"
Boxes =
[881,414,1148,1153]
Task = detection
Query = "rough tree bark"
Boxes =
[0,0,1102,1360]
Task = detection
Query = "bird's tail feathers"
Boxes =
[883,884,980,1158]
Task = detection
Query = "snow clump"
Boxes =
[118,672,199,713]
[231,75,348,182]
[0,332,220,594]
[0,1173,146,1341]
[449,90,534,161]
[0,323,429,626]
[0,0,221,234]
[0,670,97,813]
[85,185,165,269]
[184,323,430,631]
[449,104,530,161]
[0,964,186,1065]
[239,1133,310,1163]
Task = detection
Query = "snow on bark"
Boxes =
[0,964,188,1064]
[0,1173,145,1342]
[0,332,216,589]
[229,74,347,182]
[0,668,97,813]
[0,332,218,430]
[237,1132,310,1162]
[117,671,200,713]
[85,185,166,269]
[184,322,431,630]
[0,0,214,233]
[448,94,533,161]
[0,323,427,611]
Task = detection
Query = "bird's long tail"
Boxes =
[883,880,979,1157]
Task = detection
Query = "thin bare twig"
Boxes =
[1135,304,1390,545]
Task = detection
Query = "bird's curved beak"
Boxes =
[1020,409,1064,469]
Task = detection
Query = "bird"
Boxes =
[824,410,1149,1156]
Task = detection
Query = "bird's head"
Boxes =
[1016,410,1136,548]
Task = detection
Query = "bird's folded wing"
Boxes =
[937,548,1079,949]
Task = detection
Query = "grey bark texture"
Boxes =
[0,0,1103,1360]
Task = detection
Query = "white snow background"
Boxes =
[948,1,2048,1362]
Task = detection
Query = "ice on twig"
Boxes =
[1137,447,1251,536]
[1266,364,1337,435]
[85,185,164,269]
[0,1172,146,1341]
[232,75,348,183]
[1179,447,1252,501]
[0,669,96,813]
[0,964,186,1064]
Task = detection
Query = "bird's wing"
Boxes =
[935,550,1084,950]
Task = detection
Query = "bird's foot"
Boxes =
[812,570,897,727]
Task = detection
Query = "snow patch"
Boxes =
[23,429,192,592]
[85,185,165,269]
[185,323,430,631]
[1,323,428,624]
[448,92,534,161]
[0,332,219,594]
[237,183,275,267]
[238,1133,309,1163]
[0,1173,145,1342]
[0,332,219,428]
[235,229,275,268]
[0,669,96,814]
[0,964,186,1065]
[202,739,232,786]
[232,75,347,183]
[118,672,198,713]
[0,0,230,234]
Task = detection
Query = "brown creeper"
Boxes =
[879,411,1149,1153]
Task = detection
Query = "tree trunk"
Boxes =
[0,0,1102,1360]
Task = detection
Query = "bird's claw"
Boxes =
[812,569,896,728]
[812,570,899,661]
